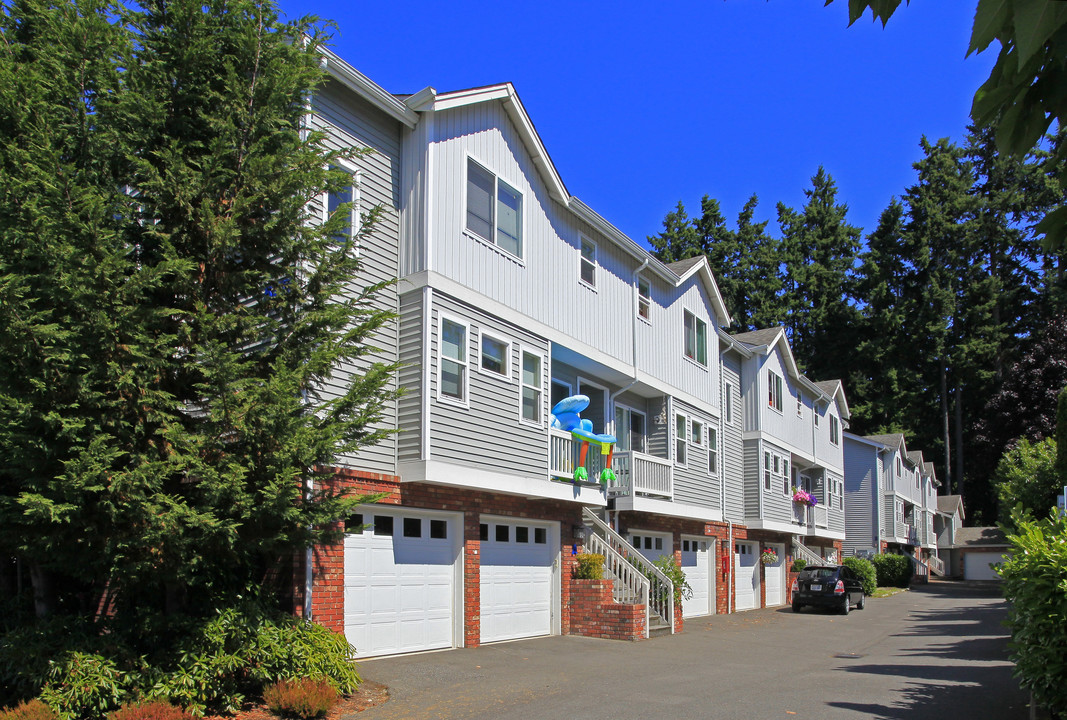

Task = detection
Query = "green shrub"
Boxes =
[651,555,692,604]
[843,556,877,596]
[106,702,192,720]
[790,558,807,573]
[870,553,913,588]
[1000,511,1067,717]
[262,678,338,720]
[38,652,132,720]
[573,553,605,580]
[0,700,58,720]
[0,617,101,706]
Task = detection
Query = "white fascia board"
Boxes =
[668,258,734,328]
[398,272,719,416]
[398,460,607,506]
[319,49,418,128]
[843,431,888,451]
[802,528,847,541]
[717,327,754,357]
[613,496,724,523]
[433,84,570,205]
[742,518,798,535]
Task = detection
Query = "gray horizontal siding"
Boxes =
[843,439,877,556]
[744,441,760,520]
[312,81,402,475]
[671,399,721,513]
[396,290,423,462]
[429,293,549,477]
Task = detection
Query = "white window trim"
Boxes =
[614,403,648,454]
[465,155,525,262]
[637,275,651,324]
[683,309,708,367]
[477,329,512,381]
[675,413,689,468]
[437,313,470,409]
[518,345,546,428]
[829,415,840,446]
[796,391,803,418]
[579,235,598,291]
[767,370,784,414]
[322,159,363,255]
[708,426,718,476]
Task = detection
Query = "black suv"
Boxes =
[791,564,865,614]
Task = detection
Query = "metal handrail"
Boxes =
[582,508,674,633]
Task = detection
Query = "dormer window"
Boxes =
[466,158,523,258]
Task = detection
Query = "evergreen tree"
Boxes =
[776,167,862,380]
[732,194,786,332]
[0,0,395,620]
[647,200,701,263]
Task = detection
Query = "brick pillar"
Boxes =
[463,511,481,648]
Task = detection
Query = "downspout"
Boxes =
[304,476,313,620]
[727,520,733,614]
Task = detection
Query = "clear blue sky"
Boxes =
[280,0,996,247]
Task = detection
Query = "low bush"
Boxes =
[999,511,1067,717]
[106,701,192,720]
[38,652,132,720]
[843,557,877,596]
[0,700,58,720]
[262,678,338,720]
[573,553,605,580]
[870,554,912,588]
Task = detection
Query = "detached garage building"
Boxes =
[955,527,1012,581]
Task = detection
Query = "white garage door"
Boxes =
[734,542,759,611]
[681,536,713,617]
[480,518,557,643]
[764,542,786,606]
[965,551,1010,581]
[629,530,673,565]
[343,508,459,658]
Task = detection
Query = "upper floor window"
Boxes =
[466,158,522,258]
[638,276,651,321]
[520,350,543,424]
[725,383,734,424]
[814,409,820,426]
[480,332,510,378]
[439,317,468,403]
[683,310,707,366]
[829,415,840,445]
[580,237,597,288]
[691,419,704,447]
[896,457,902,476]
[708,428,718,474]
[326,164,361,248]
[768,370,784,412]
[796,391,803,417]
[764,451,772,490]
[675,414,688,466]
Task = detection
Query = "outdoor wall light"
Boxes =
[573,524,590,542]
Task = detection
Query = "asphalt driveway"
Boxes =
[350,581,1026,720]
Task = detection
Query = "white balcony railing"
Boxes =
[610,451,672,500]
[549,429,575,479]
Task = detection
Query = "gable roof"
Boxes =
[666,257,704,275]
[812,378,850,422]
[937,494,964,519]
[954,526,1009,548]
[401,81,734,327]
[865,433,906,451]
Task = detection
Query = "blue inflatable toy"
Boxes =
[549,395,617,485]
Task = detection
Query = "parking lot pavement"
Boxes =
[349,581,1027,720]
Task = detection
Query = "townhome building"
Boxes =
[720,328,849,610]
[296,49,859,659]
[842,432,944,576]
[935,494,966,576]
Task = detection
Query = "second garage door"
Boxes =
[480,518,558,643]
[734,542,759,611]
[964,551,1009,581]
[681,536,713,617]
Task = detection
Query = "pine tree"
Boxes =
[0,0,395,619]
[648,200,700,263]
[732,195,785,332]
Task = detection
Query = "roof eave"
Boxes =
[319,48,419,128]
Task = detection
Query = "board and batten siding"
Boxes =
[671,399,721,513]
[813,402,844,470]
[396,290,423,462]
[311,80,402,475]
[751,352,813,457]
[429,293,550,478]
[721,354,745,523]
[424,101,720,407]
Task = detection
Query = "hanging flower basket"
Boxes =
[760,548,778,565]
[791,487,818,507]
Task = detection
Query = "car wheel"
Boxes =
[858,593,866,610]
[792,602,801,613]
[841,596,850,615]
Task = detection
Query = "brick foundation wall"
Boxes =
[567,579,645,641]
[302,467,586,648]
